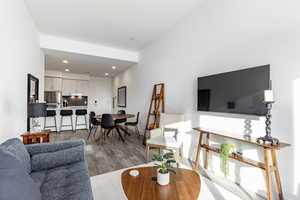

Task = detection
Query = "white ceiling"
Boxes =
[25,0,203,50]
[44,49,135,77]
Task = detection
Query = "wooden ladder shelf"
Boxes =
[143,83,165,145]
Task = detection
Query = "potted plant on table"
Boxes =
[152,152,176,186]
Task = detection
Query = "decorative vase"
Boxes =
[157,169,170,186]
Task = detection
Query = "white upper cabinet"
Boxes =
[61,79,89,95]
[62,79,77,95]
[76,80,89,95]
[45,77,62,91]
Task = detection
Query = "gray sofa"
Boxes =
[0,138,93,200]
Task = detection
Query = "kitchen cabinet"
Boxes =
[62,79,76,95]
[45,77,62,91]
[62,79,89,95]
[76,80,89,95]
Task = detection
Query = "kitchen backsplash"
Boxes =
[62,96,88,107]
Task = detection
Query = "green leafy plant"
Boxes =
[220,143,235,177]
[152,152,177,174]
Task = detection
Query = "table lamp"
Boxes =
[257,90,279,145]
[28,103,47,133]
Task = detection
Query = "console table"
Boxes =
[193,128,290,200]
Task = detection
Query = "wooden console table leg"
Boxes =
[264,148,273,200]
[271,149,283,200]
[204,133,210,169]
[194,132,203,170]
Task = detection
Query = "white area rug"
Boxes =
[91,162,245,200]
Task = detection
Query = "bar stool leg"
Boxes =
[75,116,78,132]
[60,116,63,133]
[44,117,46,130]
[70,116,74,132]
[54,116,58,133]
[84,115,88,130]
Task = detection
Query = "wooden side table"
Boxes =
[193,128,291,200]
[21,130,50,145]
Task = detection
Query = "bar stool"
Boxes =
[59,110,74,132]
[75,109,88,132]
[44,110,58,132]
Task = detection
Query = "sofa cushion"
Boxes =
[0,148,41,200]
[41,162,93,200]
[0,138,31,173]
[31,171,46,189]
[31,145,84,172]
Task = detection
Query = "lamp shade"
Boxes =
[28,103,47,118]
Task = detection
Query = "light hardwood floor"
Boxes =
[50,129,147,177]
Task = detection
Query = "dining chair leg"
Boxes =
[106,128,112,137]
[87,127,92,140]
[102,128,106,141]
[135,126,140,138]
[116,127,125,142]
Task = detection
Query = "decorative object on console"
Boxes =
[28,102,47,133]
[257,89,279,145]
[152,152,176,186]
[220,143,235,177]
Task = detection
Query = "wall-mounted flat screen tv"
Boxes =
[197,65,270,116]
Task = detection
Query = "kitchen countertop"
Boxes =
[47,106,88,110]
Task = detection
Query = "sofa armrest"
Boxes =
[25,140,84,156]
[29,140,85,172]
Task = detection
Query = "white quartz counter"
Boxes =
[47,106,88,110]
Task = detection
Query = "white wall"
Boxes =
[113,0,300,199]
[88,76,112,114]
[0,1,44,142]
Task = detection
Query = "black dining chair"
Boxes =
[125,112,140,137]
[115,110,127,124]
[101,114,125,142]
[87,111,101,140]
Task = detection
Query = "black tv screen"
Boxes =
[197,65,270,116]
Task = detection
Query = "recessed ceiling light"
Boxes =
[62,60,69,64]
[112,66,116,70]
[105,73,109,76]
[65,69,70,72]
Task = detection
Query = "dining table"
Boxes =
[95,114,135,142]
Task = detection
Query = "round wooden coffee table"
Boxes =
[121,167,201,200]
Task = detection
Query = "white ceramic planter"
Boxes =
[157,169,170,186]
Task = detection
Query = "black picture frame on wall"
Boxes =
[117,86,127,108]
[27,74,39,131]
